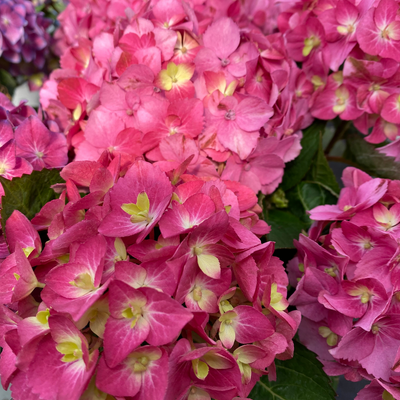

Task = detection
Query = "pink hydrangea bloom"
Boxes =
[290,167,400,394]
[0,156,296,399]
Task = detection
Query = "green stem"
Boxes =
[326,156,361,169]
[325,120,351,155]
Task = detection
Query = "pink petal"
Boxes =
[203,18,240,60]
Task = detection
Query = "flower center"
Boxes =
[133,356,149,373]
[56,342,83,363]
[225,109,236,120]
[221,58,230,67]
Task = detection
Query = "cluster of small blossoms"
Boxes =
[288,167,400,399]
[0,92,67,189]
[0,0,52,78]
[38,0,325,196]
[279,0,400,158]
[0,156,299,400]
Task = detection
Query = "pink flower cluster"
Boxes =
[39,0,320,195]
[0,93,67,187]
[288,167,400,398]
[0,157,299,399]
[280,0,400,157]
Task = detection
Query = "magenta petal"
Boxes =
[234,305,274,343]
[96,355,141,397]
[0,121,13,147]
[104,316,150,368]
[142,287,193,345]
[6,210,41,256]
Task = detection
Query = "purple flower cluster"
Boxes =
[0,0,51,76]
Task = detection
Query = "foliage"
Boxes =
[251,341,336,400]
[0,168,62,232]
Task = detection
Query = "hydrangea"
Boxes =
[40,0,314,196]
[0,156,299,399]
[0,92,67,185]
[0,0,52,78]
[288,167,400,399]
[279,0,400,159]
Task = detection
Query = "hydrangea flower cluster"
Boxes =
[0,92,67,187]
[279,0,400,158]
[39,0,321,195]
[0,0,52,77]
[0,156,299,399]
[288,167,400,399]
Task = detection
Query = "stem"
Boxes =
[325,120,351,155]
[326,156,361,169]
[36,282,46,289]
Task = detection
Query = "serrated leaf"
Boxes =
[0,169,63,232]
[281,121,326,191]
[266,209,307,249]
[296,182,327,212]
[250,341,336,400]
[346,132,400,180]
[306,136,340,196]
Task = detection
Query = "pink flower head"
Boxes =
[0,140,32,179]
[358,0,400,62]
[5,210,42,260]
[206,92,273,160]
[218,305,274,349]
[166,339,241,399]
[21,315,98,400]
[104,280,192,367]
[309,173,388,221]
[0,244,39,304]
[222,138,286,195]
[381,93,400,124]
[14,116,68,170]
[320,278,390,331]
[43,235,109,320]
[151,0,189,30]
[156,62,195,100]
[172,31,200,63]
[195,17,258,78]
[286,17,325,62]
[167,211,233,279]
[99,160,173,242]
[96,346,168,399]
[330,314,400,381]
[311,81,363,121]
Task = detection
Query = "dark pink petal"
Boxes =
[6,210,41,256]
[234,305,274,343]
[142,287,193,345]
[96,355,141,397]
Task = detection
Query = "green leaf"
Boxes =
[0,69,17,97]
[286,182,337,226]
[0,169,63,232]
[266,209,307,249]
[291,182,326,213]
[250,341,336,400]
[306,136,340,197]
[346,132,400,180]
[281,121,326,191]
